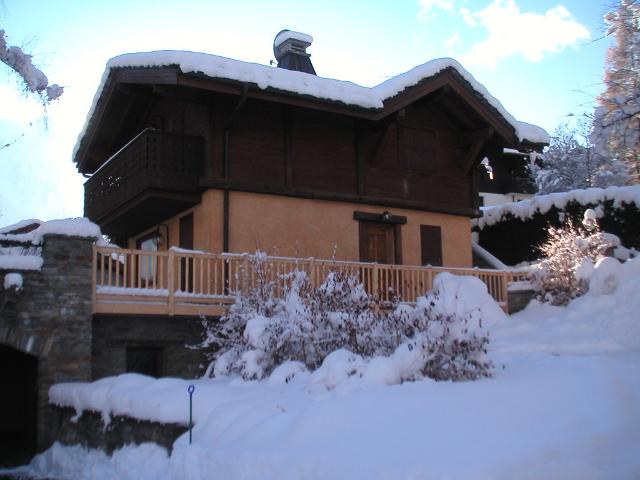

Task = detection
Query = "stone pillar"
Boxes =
[1,234,95,451]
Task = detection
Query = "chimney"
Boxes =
[273,30,316,75]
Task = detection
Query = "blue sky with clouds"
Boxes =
[0,0,612,225]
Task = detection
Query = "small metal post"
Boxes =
[188,384,195,444]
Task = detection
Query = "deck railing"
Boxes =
[84,129,204,223]
[92,246,527,316]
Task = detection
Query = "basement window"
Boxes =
[126,346,163,378]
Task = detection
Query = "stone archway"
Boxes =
[0,344,38,467]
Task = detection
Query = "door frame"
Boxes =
[354,211,406,265]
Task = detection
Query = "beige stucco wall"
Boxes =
[229,192,471,267]
[129,189,472,267]
[128,190,223,252]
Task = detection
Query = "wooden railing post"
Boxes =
[168,249,175,316]
[500,271,510,310]
[242,254,250,294]
[91,245,97,311]
[309,257,316,287]
[372,263,379,298]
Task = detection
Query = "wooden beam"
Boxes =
[462,127,494,175]
[198,179,480,217]
[353,211,407,224]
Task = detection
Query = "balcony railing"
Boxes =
[84,129,204,224]
[92,246,527,317]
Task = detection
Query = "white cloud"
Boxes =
[458,0,590,68]
[417,0,455,21]
[444,31,461,51]
[459,7,477,27]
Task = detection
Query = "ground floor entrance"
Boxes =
[0,345,38,467]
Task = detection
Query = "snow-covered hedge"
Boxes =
[197,256,504,383]
[473,185,640,265]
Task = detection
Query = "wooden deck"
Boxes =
[92,246,527,317]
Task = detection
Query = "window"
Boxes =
[126,346,163,377]
[420,225,443,266]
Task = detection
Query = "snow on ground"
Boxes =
[5,259,640,480]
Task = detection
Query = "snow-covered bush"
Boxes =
[530,210,620,305]
[198,255,396,380]
[197,254,499,382]
[393,273,502,381]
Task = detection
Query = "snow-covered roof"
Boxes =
[0,218,42,235]
[0,217,104,244]
[74,51,549,163]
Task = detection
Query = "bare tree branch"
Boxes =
[0,28,63,102]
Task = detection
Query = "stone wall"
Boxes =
[507,287,535,314]
[53,407,186,454]
[92,314,208,380]
[0,234,94,452]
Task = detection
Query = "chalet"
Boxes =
[74,30,548,269]
[1,32,549,461]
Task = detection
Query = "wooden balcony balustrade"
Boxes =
[84,129,204,236]
[92,246,527,317]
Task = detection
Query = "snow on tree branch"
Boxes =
[591,0,640,182]
[0,29,63,102]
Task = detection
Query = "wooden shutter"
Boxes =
[420,225,443,266]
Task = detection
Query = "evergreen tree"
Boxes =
[591,0,640,182]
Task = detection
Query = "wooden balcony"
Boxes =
[92,246,527,317]
[84,129,204,237]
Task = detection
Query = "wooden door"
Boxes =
[359,221,395,264]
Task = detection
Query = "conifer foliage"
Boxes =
[591,0,640,182]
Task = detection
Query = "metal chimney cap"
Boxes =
[273,30,313,61]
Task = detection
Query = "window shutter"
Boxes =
[420,225,443,266]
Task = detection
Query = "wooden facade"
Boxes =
[76,54,545,269]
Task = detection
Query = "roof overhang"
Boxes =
[74,56,548,173]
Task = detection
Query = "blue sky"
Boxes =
[0,0,612,226]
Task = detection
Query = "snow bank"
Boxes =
[493,256,640,355]
[13,442,170,480]
[23,351,640,480]
[475,185,640,230]
[75,52,547,162]
[11,264,640,479]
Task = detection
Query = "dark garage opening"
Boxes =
[0,345,38,467]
